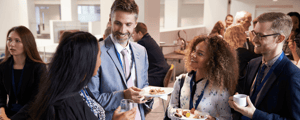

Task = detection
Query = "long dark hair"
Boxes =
[1,26,43,64]
[29,31,99,120]
[288,12,300,33]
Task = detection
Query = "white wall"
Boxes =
[0,0,20,48]
[230,0,256,30]
[179,3,204,27]
[203,0,228,33]
[0,0,37,49]
[144,0,160,44]
[88,21,101,35]
[254,0,300,18]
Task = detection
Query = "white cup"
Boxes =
[233,94,247,107]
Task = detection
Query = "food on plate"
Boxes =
[182,111,191,117]
[149,88,165,95]
[193,114,200,119]
[176,109,182,113]
[174,113,182,118]
[182,111,188,116]
[185,112,191,117]
[174,108,207,119]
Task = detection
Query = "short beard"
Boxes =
[112,33,132,45]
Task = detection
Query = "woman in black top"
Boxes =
[0,26,46,119]
[28,32,136,120]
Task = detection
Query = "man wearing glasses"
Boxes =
[229,12,300,120]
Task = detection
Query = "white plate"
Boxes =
[141,86,173,97]
[171,109,209,120]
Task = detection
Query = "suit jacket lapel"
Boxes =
[249,59,262,97]
[255,56,287,107]
[3,58,13,94]
[105,37,127,86]
[130,43,142,88]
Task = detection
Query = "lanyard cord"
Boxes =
[11,63,25,103]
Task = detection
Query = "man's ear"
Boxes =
[277,34,286,43]
[138,31,143,36]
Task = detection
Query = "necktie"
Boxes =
[250,64,267,104]
[121,49,141,120]
[121,49,133,87]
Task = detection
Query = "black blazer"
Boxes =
[16,89,99,120]
[234,55,300,120]
[236,47,261,78]
[0,57,46,117]
[137,33,170,77]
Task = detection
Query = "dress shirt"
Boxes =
[111,34,137,87]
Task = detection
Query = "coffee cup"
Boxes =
[233,94,247,107]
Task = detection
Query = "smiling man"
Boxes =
[229,12,300,120]
[88,0,153,120]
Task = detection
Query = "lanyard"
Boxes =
[189,72,209,109]
[11,64,25,103]
[81,88,93,112]
[252,52,284,97]
[115,46,135,81]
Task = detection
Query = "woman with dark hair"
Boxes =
[0,26,46,119]
[28,32,136,120]
[209,21,225,37]
[167,35,238,120]
[284,12,300,63]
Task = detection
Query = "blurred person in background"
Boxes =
[0,26,46,120]
[225,14,234,31]
[283,12,300,64]
[209,21,225,38]
[132,22,170,87]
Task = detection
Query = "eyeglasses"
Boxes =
[251,30,281,40]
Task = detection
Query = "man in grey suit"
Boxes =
[88,0,153,120]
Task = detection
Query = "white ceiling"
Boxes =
[235,0,299,5]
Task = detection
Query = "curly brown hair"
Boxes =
[210,21,225,36]
[185,35,239,95]
[224,24,247,49]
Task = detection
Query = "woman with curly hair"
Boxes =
[167,35,239,120]
[224,24,261,77]
[209,21,226,37]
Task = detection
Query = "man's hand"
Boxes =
[124,86,147,103]
[112,106,136,120]
[228,93,256,119]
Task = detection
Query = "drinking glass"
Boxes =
[120,99,136,112]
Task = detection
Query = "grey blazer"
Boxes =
[88,36,153,120]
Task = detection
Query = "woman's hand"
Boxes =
[288,39,297,52]
[0,108,10,120]
[205,115,216,120]
[112,106,137,120]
